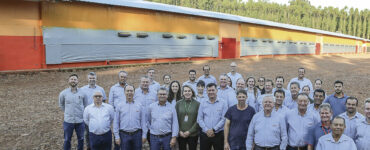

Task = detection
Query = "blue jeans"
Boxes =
[150,134,172,150]
[63,122,84,150]
[119,130,142,150]
[89,130,112,150]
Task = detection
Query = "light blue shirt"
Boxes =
[196,94,208,103]
[227,72,243,89]
[81,84,107,105]
[273,105,290,119]
[83,103,114,135]
[338,112,365,139]
[197,75,217,87]
[316,133,357,150]
[147,101,179,137]
[217,86,237,108]
[354,120,370,150]
[134,87,157,108]
[113,100,147,139]
[246,89,261,111]
[287,77,313,93]
[283,96,298,110]
[149,80,161,92]
[286,109,317,147]
[182,80,198,95]
[197,99,228,133]
[246,111,288,150]
[108,83,126,109]
[307,104,321,122]
[59,88,89,123]
[323,94,348,117]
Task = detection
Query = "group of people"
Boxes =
[58,63,370,150]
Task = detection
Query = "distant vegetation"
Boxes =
[146,0,370,39]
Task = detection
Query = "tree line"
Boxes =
[146,0,370,40]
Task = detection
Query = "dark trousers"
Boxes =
[230,145,246,150]
[89,130,112,150]
[85,124,90,149]
[200,131,224,150]
[119,130,142,150]
[287,145,308,150]
[178,136,198,150]
[63,122,84,150]
[150,134,172,150]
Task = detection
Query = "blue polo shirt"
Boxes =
[305,122,331,149]
[323,94,348,117]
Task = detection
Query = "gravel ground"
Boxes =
[0,54,369,150]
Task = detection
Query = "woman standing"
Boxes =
[168,80,182,108]
[224,90,256,150]
[246,77,261,111]
[175,85,200,150]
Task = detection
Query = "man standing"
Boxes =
[307,89,326,121]
[256,79,274,112]
[354,98,370,150]
[324,80,348,117]
[197,65,217,87]
[59,74,89,150]
[217,74,237,108]
[147,87,179,150]
[226,62,243,89]
[316,117,357,150]
[147,68,161,92]
[246,95,288,150]
[182,69,198,94]
[109,71,128,109]
[235,78,246,92]
[81,72,107,150]
[338,97,365,139]
[113,85,147,150]
[83,91,114,150]
[272,76,290,97]
[287,68,313,92]
[305,103,333,150]
[134,76,158,108]
[286,93,317,150]
[284,82,300,110]
[273,90,290,117]
[197,83,228,150]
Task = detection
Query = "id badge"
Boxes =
[184,115,188,122]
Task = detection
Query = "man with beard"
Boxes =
[81,72,107,150]
[307,89,326,121]
[354,98,370,150]
[306,103,333,150]
[272,76,290,96]
[324,80,348,117]
[316,117,357,150]
[109,71,128,109]
[59,74,89,150]
[284,82,300,110]
[197,65,217,88]
[226,62,243,89]
[235,78,246,92]
[217,74,237,108]
[338,97,364,139]
[182,69,198,94]
[287,68,313,92]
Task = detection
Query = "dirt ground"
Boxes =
[0,54,369,149]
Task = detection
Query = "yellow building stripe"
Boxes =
[0,1,41,36]
[241,23,316,42]
[323,35,358,45]
[42,2,219,35]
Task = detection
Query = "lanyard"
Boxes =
[321,126,331,135]
[184,100,192,115]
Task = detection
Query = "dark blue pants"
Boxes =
[119,130,142,150]
[63,122,84,150]
[150,134,172,150]
[89,130,112,150]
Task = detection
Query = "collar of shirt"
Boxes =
[361,119,370,125]
[217,86,230,90]
[93,103,106,108]
[157,101,168,106]
[69,87,81,93]
[325,133,350,143]
[333,93,347,99]
[341,112,362,120]
[126,100,135,104]
[206,99,220,104]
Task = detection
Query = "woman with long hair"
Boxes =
[168,80,182,108]
[246,77,261,111]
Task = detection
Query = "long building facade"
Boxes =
[0,0,368,71]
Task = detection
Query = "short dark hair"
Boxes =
[197,80,205,87]
[290,82,300,88]
[334,80,343,86]
[274,89,285,97]
[147,68,155,73]
[189,69,196,74]
[331,116,346,125]
[88,72,96,76]
[314,89,326,97]
[203,65,210,70]
[236,89,248,97]
[206,83,217,89]
[345,96,359,106]
[298,67,305,72]
[163,74,171,80]
[69,74,78,79]
[265,79,274,86]
[275,76,284,82]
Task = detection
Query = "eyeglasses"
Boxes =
[94,95,103,98]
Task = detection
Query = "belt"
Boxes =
[287,145,308,150]
[151,132,171,138]
[120,129,142,135]
[255,145,279,150]
[90,130,111,136]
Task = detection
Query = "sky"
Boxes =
[262,0,369,11]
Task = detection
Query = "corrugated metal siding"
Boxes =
[322,44,356,54]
